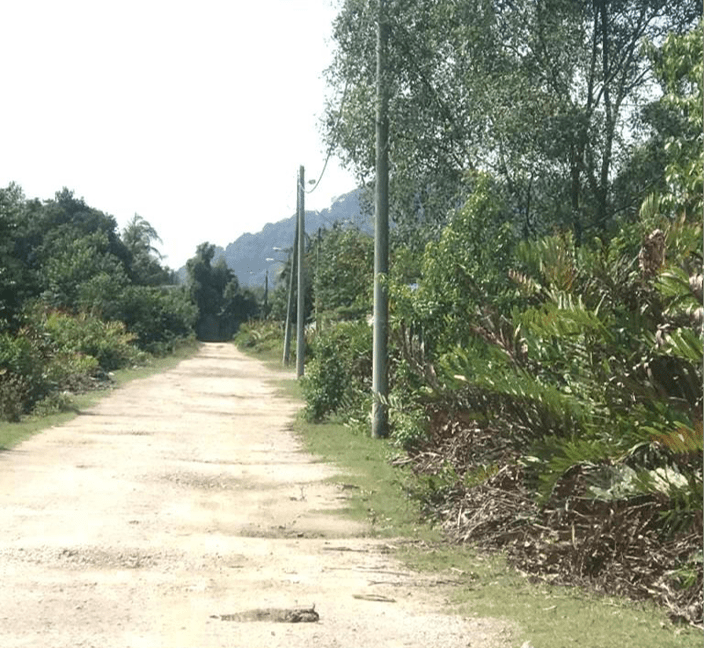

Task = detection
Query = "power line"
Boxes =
[306,79,351,195]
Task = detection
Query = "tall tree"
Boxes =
[121,214,172,286]
[313,224,374,321]
[323,0,701,244]
[0,183,31,329]
[186,243,257,341]
[27,190,131,315]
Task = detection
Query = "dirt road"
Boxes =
[0,343,511,647]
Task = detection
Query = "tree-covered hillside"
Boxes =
[188,189,370,289]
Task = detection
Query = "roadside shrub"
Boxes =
[43,351,100,392]
[410,173,518,355]
[31,390,75,417]
[43,310,142,371]
[302,320,371,421]
[389,404,429,452]
[0,329,50,420]
[0,372,34,422]
[234,320,283,354]
[116,285,197,354]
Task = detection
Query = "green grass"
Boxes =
[399,544,700,648]
[264,370,702,648]
[0,340,199,451]
[293,417,443,542]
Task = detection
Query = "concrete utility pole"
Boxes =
[315,227,322,329]
[372,0,390,438]
[282,225,297,366]
[296,165,306,378]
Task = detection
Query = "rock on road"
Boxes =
[0,343,511,647]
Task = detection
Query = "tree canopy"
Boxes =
[186,243,258,341]
[324,0,701,245]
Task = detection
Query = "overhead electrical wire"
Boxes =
[306,80,350,195]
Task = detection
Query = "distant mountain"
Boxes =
[177,189,371,288]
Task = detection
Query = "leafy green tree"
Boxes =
[121,214,172,286]
[313,224,374,321]
[324,0,701,243]
[5,188,132,317]
[0,183,197,419]
[37,189,131,267]
[641,22,703,223]
[0,183,33,329]
[40,230,130,316]
[186,243,257,341]
[115,285,197,354]
[398,173,518,355]
[267,244,314,326]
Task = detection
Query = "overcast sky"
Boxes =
[1,0,356,269]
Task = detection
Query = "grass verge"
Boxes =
[266,369,702,648]
[0,340,199,451]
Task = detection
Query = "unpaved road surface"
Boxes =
[0,344,511,647]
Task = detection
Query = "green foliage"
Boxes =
[121,214,172,286]
[0,330,47,421]
[389,402,429,452]
[301,320,372,422]
[43,351,100,391]
[40,230,130,313]
[186,242,257,341]
[312,224,373,321]
[43,310,141,372]
[644,22,703,222]
[0,184,194,422]
[441,211,702,511]
[325,0,701,244]
[234,320,283,353]
[400,174,518,355]
[0,373,33,423]
[116,285,197,354]
[0,183,34,329]
[305,10,703,620]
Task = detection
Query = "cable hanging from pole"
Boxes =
[306,78,351,195]
[308,0,378,196]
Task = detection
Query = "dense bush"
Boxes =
[234,320,284,354]
[287,17,703,623]
[0,306,152,422]
[0,330,48,421]
[312,225,374,322]
[301,320,372,422]
[116,285,197,354]
[43,310,142,371]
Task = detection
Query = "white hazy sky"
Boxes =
[1,0,357,269]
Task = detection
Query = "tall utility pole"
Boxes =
[372,0,390,438]
[282,222,298,366]
[296,165,306,378]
